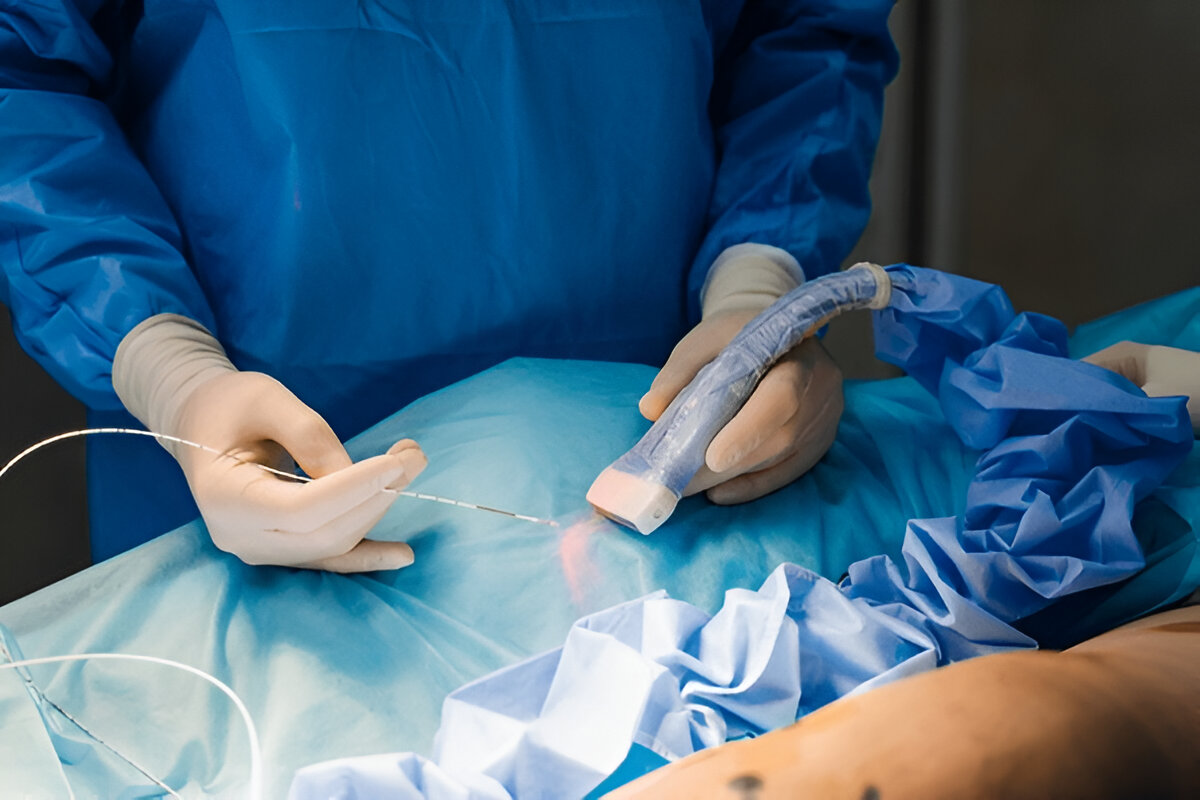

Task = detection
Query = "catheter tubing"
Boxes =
[609,263,892,499]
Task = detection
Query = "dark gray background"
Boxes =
[3,1,1198,604]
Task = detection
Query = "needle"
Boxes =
[1,428,559,528]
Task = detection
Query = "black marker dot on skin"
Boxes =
[861,786,881,800]
[728,773,763,799]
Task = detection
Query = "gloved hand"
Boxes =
[1084,341,1200,433]
[113,315,426,572]
[640,245,844,504]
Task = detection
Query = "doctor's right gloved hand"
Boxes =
[113,315,426,572]
[640,245,845,504]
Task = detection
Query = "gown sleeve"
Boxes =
[689,0,899,319]
[0,0,216,409]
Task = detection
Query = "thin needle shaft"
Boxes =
[1,428,557,527]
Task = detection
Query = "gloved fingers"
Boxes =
[681,462,724,498]
[295,539,416,574]
[217,488,399,566]
[639,329,725,421]
[1083,342,1200,431]
[1141,379,1186,399]
[683,404,835,502]
[704,355,805,474]
[280,489,402,564]
[1082,341,1149,386]
[249,380,354,477]
[682,445,800,502]
[640,313,754,421]
[216,444,426,535]
[720,385,843,481]
[685,426,805,496]
[705,444,823,506]
[692,338,841,497]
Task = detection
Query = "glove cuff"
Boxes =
[113,314,237,439]
[700,244,805,320]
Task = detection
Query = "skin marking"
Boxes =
[728,773,763,800]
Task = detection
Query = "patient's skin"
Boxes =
[606,604,1200,800]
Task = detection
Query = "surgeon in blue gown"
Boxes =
[0,1,897,569]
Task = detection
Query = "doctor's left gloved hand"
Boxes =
[1084,341,1200,433]
[113,315,426,572]
[640,245,844,504]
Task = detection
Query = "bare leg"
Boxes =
[605,604,1200,800]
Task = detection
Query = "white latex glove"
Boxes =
[113,315,426,572]
[640,245,844,504]
[1083,341,1200,434]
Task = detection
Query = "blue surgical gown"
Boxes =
[0,1,897,559]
